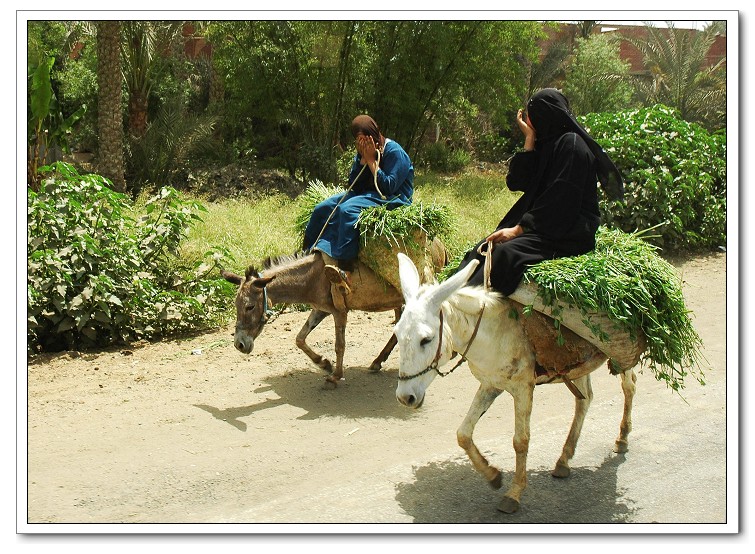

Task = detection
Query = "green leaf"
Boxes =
[30,56,54,123]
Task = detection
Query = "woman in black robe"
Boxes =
[457,88,624,295]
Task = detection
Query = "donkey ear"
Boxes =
[426,259,479,310]
[397,253,421,301]
[252,275,275,288]
[220,269,243,286]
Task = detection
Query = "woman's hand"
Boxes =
[516,109,536,151]
[486,225,524,244]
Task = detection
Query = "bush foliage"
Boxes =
[27,163,235,352]
[581,104,726,252]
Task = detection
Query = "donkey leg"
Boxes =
[457,384,503,488]
[553,374,594,478]
[295,309,334,373]
[368,307,403,371]
[498,383,535,514]
[391,307,402,324]
[325,310,348,384]
[614,369,637,453]
[368,333,397,372]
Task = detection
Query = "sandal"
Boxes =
[324,265,352,295]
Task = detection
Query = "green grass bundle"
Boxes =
[522,226,704,392]
[294,180,452,242]
[294,180,453,289]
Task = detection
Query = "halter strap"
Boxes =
[397,304,486,381]
[259,272,275,325]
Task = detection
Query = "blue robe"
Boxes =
[303,138,414,261]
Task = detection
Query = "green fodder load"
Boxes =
[295,180,453,290]
[440,226,705,392]
[521,226,705,392]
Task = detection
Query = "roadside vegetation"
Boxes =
[26,19,728,353]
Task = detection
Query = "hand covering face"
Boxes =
[527,89,624,200]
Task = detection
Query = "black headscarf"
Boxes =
[350,115,385,148]
[527,89,624,200]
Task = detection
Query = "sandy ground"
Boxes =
[22,251,732,531]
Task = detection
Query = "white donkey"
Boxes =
[393,253,637,513]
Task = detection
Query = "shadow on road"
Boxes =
[395,452,636,524]
[194,365,415,430]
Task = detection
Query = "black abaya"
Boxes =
[458,131,601,296]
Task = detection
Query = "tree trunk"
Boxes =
[128,91,149,139]
[96,21,126,192]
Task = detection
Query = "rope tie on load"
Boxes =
[480,238,587,399]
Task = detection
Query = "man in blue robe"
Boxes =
[303,115,414,294]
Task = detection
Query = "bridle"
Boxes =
[398,240,492,382]
[243,273,274,330]
[397,304,486,381]
[259,283,274,326]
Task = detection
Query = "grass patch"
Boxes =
[182,169,520,273]
[181,194,301,270]
[413,169,520,258]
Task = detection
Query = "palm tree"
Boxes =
[626,22,725,128]
[120,21,184,139]
[575,20,600,39]
[522,41,570,103]
[96,21,126,192]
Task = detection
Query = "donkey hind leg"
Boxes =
[457,384,503,489]
[498,382,535,514]
[553,374,594,479]
[295,309,334,373]
[614,368,637,453]
[369,308,403,372]
[368,333,397,372]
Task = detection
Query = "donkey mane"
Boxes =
[262,251,315,271]
[244,251,316,279]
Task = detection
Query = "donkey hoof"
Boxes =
[614,440,629,454]
[322,378,339,390]
[489,471,503,490]
[368,362,382,373]
[497,496,520,514]
[552,463,571,478]
[320,359,333,373]
[323,374,345,388]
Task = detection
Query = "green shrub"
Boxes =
[27,163,235,353]
[563,34,633,116]
[420,142,471,173]
[473,132,513,163]
[580,105,726,252]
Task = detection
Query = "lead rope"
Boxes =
[477,239,494,290]
[441,239,492,375]
[444,239,492,371]
[308,148,383,253]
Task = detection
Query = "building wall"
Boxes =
[541,22,726,75]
